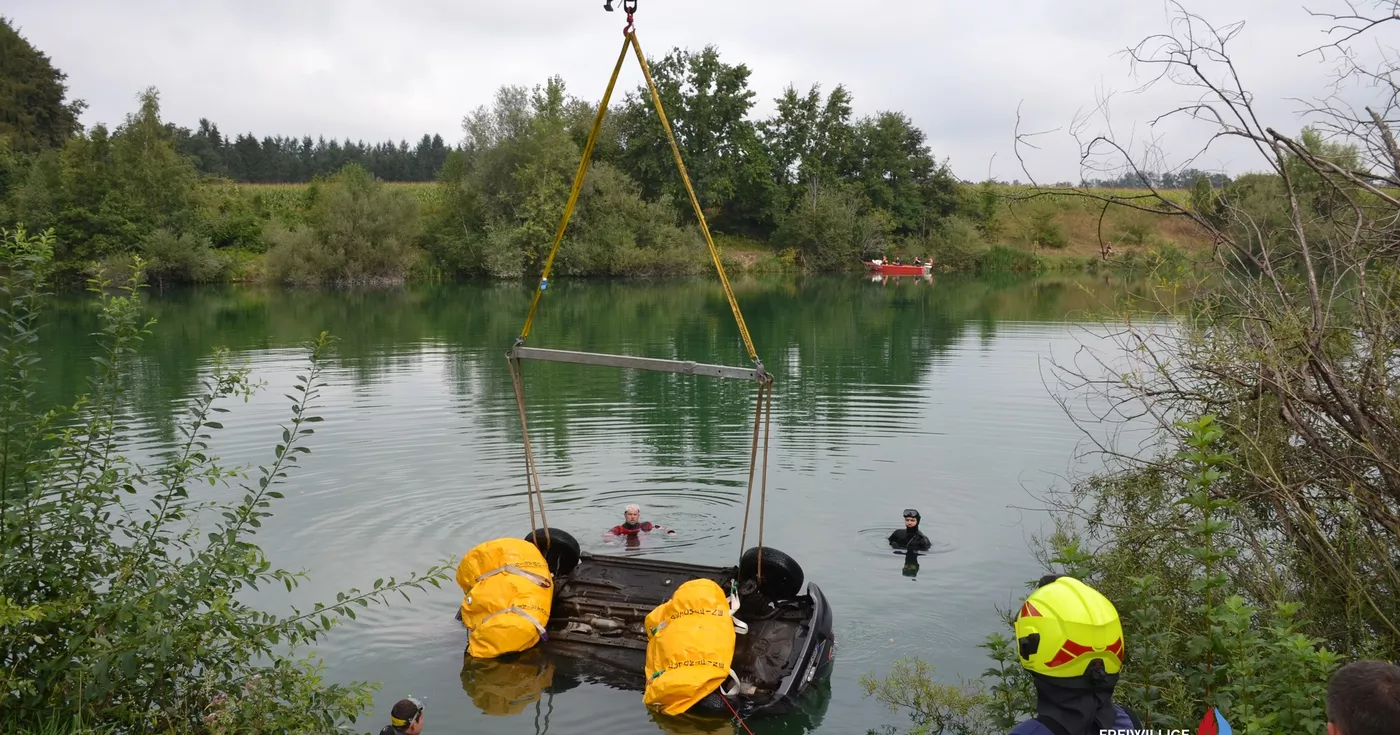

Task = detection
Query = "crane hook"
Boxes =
[602,0,637,13]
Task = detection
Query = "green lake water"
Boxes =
[38,272,1160,734]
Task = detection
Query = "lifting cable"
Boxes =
[509,0,772,569]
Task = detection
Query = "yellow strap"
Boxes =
[518,35,631,343]
[628,31,758,363]
[516,28,762,367]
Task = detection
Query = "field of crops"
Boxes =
[231,181,1193,210]
[993,184,1193,206]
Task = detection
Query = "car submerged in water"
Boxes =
[504,528,835,719]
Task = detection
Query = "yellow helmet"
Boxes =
[1014,575,1124,678]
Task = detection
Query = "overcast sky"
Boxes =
[8,0,1392,182]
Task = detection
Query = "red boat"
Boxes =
[862,260,931,276]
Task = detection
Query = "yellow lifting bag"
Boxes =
[643,578,739,716]
[456,538,554,659]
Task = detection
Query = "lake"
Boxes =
[38,272,1160,734]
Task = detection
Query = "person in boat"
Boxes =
[913,256,923,265]
[888,509,932,551]
[1007,575,1142,735]
[378,696,425,735]
[609,503,675,538]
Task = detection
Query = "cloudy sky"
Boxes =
[8,0,1391,182]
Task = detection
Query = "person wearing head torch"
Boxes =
[888,508,932,551]
[379,696,425,735]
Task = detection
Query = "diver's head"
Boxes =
[623,504,641,525]
[902,508,921,528]
[390,696,425,734]
[1014,575,1123,689]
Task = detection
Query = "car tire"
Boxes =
[524,527,581,577]
[740,546,804,600]
[690,690,727,716]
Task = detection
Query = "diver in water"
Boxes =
[608,504,675,539]
[378,697,425,735]
[888,509,932,551]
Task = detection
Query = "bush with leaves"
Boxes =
[140,228,230,287]
[926,215,988,271]
[861,658,996,735]
[265,163,421,285]
[773,182,893,271]
[1030,417,1342,730]
[0,226,450,732]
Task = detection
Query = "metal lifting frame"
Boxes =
[509,346,766,382]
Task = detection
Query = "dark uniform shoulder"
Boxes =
[1007,718,1052,735]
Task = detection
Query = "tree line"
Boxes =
[2,14,1225,285]
[170,121,453,183]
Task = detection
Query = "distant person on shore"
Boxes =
[888,509,931,551]
[378,697,424,735]
[608,503,675,541]
[1327,659,1400,735]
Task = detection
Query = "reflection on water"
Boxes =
[36,273,1166,734]
[902,548,922,579]
[460,649,561,717]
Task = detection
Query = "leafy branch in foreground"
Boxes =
[860,658,997,735]
[0,226,451,733]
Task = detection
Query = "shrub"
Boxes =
[141,228,230,286]
[1116,221,1153,246]
[861,658,996,735]
[977,245,1039,273]
[927,215,987,271]
[0,227,449,732]
[1027,211,1067,249]
[774,183,892,271]
[264,164,421,285]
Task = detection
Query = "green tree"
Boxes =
[427,77,700,278]
[110,88,201,231]
[852,111,956,236]
[5,87,204,275]
[761,83,857,195]
[0,17,85,153]
[617,46,770,232]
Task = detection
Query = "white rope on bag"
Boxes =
[480,605,550,640]
[728,591,749,636]
[476,564,553,588]
[721,668,744,697]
